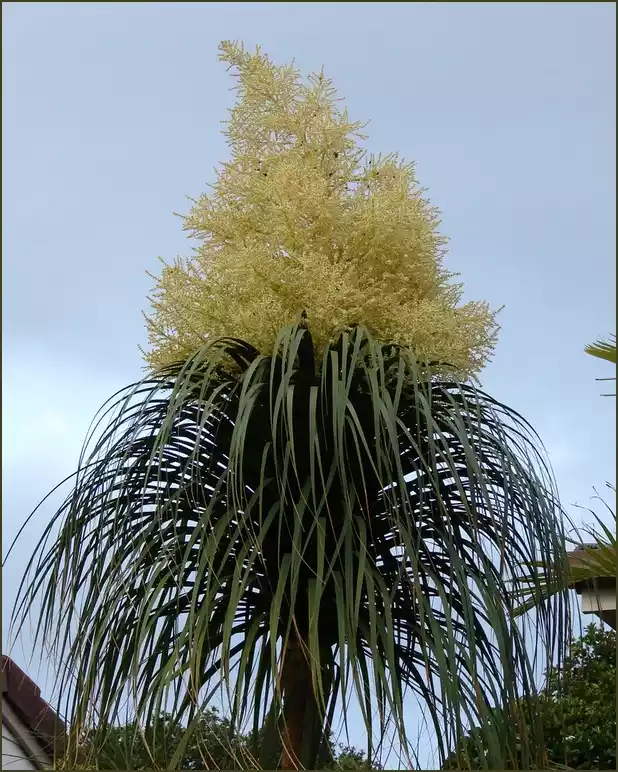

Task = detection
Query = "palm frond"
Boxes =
[10,325,570,770]
[512,485,616,617]
[585,334,616,395]
[585,334,616,365]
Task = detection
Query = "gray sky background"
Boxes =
[2,1,616,763]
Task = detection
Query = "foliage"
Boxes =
[59,707,378,770]
[541,625,616,770]
[11,324,570,770]
[511,334,616,616]
[60,709,237,770]
[144,41,499,378]
[9,38,572,771]
[585,333,616,396]
[331,746,378,771]
[512,487,616,618]
[584,333,616,365]
[443,624,617,770]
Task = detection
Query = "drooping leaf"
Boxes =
[512,485,616,617]
[10,325,570,770]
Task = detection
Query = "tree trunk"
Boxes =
[279,636,331,770]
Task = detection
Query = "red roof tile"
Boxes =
[1,655,65,760]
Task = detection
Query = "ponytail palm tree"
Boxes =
[10,42,569,771]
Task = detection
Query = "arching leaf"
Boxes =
[10,325,570,770]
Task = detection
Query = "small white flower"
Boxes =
[144,41,499,378]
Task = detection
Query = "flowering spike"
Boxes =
[144,41,499,378]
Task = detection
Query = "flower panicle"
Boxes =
[144,40,500,379]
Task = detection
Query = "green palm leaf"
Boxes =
[514,336,617,615]
[585,334,616,395]
[9,325,569,770]
[584,334,616,365]
[512,487,616,618]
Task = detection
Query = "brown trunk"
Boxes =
[279,636,314,770]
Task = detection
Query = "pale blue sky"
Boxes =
[2,1,616,765]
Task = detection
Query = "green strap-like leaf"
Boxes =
[9,324,571,770]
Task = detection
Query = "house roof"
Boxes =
[567,545,616,584]
[566,546,617,630]
[1,655,65,763]
[568,543,606,562]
